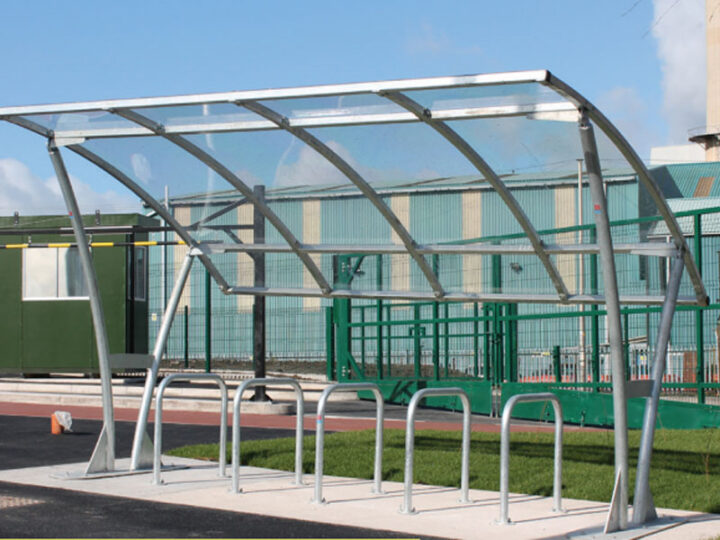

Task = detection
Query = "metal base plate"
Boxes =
[50,463,189,481]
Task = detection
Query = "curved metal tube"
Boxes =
[232,378,305,493]
[545,73,707,306]
[499,392,563,525]
[633,255,684,524]
[239,100,445,299]
[153,373,228,485]
[380,91,569,302]
[110,107,331,295]
[400,387,471,514]
[313,383,384,504]
[48,143,116,474]
[64,144,229,471]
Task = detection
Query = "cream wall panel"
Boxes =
[554,187,576,293]
[173,206,191,310]
[390,195,410,296]
[462,191,482,294]
[236,203,255,312]
[303,200,322,311]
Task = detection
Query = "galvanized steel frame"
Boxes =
[400,387,471,515]
[109,107,332,295]
[0,71,707,531]
[0,70,706,306]
[499,393,563,525]
[153,373,228,485]
[239,100,445,298]
[232,378,305,493]
[313,383,384,504]
[380,91,569,301]
[48,143,116,474]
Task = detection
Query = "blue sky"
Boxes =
[0,0,706,214]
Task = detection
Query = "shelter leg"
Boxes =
[579,117,628,532]
[633,255,684,524]
[48,142,116,474]
[130,253,195,470]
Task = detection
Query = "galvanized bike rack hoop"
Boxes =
[499,392,563,524]
[232,377,305,493]
[312,382,384,504]
[400,387,471,514]
[153,373,228,485]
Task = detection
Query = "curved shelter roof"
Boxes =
[0,70,707,306]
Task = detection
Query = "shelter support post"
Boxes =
[252,185,267,400]
[578,116,628,532]
[633,255,684,525]
[130,253,195,470]
[48,142,116,474]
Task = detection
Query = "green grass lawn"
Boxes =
[167,428,720,513]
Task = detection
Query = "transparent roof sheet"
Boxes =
[0,70,707,305]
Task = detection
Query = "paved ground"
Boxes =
[0,414,425,539]
[0,402,718,539]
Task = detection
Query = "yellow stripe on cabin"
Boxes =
[133,241,158,246]
[6,244,29,249]
[47,243,72,248]
[90,242,114,248]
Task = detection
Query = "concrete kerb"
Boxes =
[0,372,349,414]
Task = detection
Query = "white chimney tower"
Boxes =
[690,0,720,160]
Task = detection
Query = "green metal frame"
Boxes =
[326,206,720,427]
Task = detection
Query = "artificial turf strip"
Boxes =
[167,428,720,514]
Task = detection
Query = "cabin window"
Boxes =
[23,247,88,300]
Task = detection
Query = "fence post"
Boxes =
[553,345,562,383]
[360,308,366,375]
[325,306,335,381]
[376,254,384,380]
[183,305,189,368]
[694,213,705,404]
[623,312,630,381]
[413,303,421,378]
[432,255,440,381]
[590,226,600,388]
[205,267,211,373]
[473,303,480,378]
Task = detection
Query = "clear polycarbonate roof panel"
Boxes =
[0,70,707,304]
[403,81,568,113]
[134,103,268,133]
[81,137,260,245]
[255,93,407,123]
[20,111,140,135]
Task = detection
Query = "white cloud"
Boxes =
[0,157,140,215]
[130,153,152,184]
[652,0,706,143]
[596,86,654,158]
[274,140,360,186]
[405,22,483,57]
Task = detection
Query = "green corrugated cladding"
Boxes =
[0,213,154,373]
[653,162,720,198]
[149,176,672,361]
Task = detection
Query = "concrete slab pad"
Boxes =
[0,458,716,540]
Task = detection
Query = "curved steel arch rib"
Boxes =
[110,108,332,295]
[239,100,445,299]
[544,73,707,306]
[380,91,571,302]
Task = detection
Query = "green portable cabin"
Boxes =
[0,213,157,374]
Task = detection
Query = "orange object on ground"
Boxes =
[50,413,64,435]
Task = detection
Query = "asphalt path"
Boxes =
[0,415,432,539]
